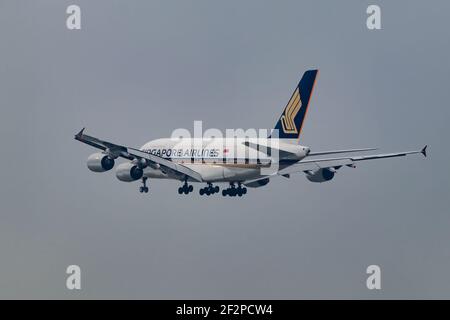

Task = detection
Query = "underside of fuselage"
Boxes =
[143,162,265,182]
[143,159,297,183]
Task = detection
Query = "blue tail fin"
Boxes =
[270,70,318,141]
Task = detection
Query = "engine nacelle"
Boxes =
[116,162,144,182]
[306,168,336,183]
[244,177,270,188]
[87,153,115,172]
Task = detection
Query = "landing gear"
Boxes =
[178,180,194,195]
[222,182,247,197]
[199,183,219,196]
[139,177,149,193]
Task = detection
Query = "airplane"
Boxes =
[74,70,427,197]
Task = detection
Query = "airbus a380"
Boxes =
[75,70,427,197]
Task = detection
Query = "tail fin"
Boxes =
[270,69,318,142]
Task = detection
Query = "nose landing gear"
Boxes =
[199,183,219,196]
[222,182,247,197]
[139,177,149,193]
[178,180,194,195]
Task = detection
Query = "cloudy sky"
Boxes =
[0,0,449,299]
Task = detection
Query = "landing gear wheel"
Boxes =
[179,180,193,195]
[140,187,149,193]
[200,183,219,196]
[222,182,247,197]
[139,177,149,194]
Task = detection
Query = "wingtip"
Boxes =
[75,127,85,139]
[421,145,427,157]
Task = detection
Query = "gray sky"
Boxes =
[0,0,449,299]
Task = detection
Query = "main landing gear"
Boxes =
[178,180,194,195]
[139,177,149,193]
[222,182,247,197]
[199,183,219,196]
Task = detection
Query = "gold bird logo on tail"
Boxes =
[280,88,302,134]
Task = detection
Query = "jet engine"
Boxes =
[306,168,336,183]
[244,177,270,188]
[116,162,144,182]
[87,152,115,172]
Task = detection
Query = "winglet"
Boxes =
[421,145,427,158]
[75,127,85,139]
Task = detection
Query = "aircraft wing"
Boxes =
[307,147,377,156]
[278,146,427,175]
[74,128,203,182]
[244,146,426,187]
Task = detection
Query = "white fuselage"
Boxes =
[139,138,309,182]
